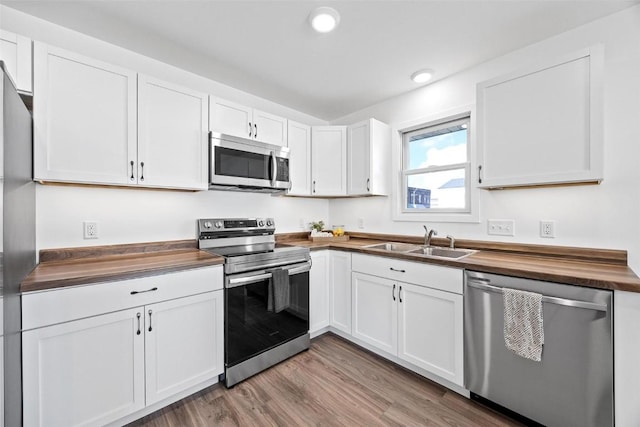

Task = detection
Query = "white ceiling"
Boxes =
[3,1,638,120]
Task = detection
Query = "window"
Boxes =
[402,115,470,213]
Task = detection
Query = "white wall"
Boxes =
[0,6,330,250]
[330,5,640,273]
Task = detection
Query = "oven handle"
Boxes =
[227,260,312,288]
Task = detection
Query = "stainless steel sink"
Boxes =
[364,242,421,252]
[408,246,475,259]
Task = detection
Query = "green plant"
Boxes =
[310,220,325,232]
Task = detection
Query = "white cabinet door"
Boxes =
[253,109,287,146]
[347,120,371,195]
[477,45,603,188]
[145,291,223,405]
[347,119,390,196]
[351,272,397,355]
[287,120,312,195]
[23,308,145,427]
[209,97,253,139]
[0,30,32,93]
[311,126,347,196]
[397,283,464,386]
[138,75,208,190]
[329,251,352,335]
[33,42,137,185]
[310,250,330,334]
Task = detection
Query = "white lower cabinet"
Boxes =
[144,292,224,405]
[352,273,397,355]
[329,251,352,335]
[397,282,463,385]
[23,308,146,427]
[22,266,224,427]
[310,250,330,335]
[351,254,464,387]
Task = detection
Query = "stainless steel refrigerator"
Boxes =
[1,61,36,426]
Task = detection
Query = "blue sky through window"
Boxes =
[408,129,467,169]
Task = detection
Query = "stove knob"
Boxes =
[258,220,265,227]
[214,221,223,228]
[266,219,273,227]
[203,221,212,229]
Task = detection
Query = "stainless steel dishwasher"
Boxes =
[464,271,613,427]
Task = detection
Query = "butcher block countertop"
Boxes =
[21,240,224,293]
[21,232,640,293]
[277,232,640,293]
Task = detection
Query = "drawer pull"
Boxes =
[393,284,396,301]
[389,267,406,273]
[136,312,141,335]
[148,309,153,332]
[130,287,158,295]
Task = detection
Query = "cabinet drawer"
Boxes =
[23,266,223,330]
[352,254,462,294]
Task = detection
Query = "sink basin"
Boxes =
[364,242,421,252]
[408,246,475,259]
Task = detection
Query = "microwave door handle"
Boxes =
[270,151,277,187]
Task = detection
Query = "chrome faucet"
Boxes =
[423,225,437,246]
[446,235,455,249]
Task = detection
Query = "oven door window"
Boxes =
[225,271,309,367]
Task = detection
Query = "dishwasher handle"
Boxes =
[467,279,608,312]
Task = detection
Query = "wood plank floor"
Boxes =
[129,333,523,426]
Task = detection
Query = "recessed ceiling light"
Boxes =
[411,69,434,83]
[309,7,340,33]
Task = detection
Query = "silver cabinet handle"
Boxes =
[148,309,153,332]
[466,280,608,312]
[366,178,370,192]
[130,287,158,295]
[399,286,403,303]
[136,312,141,335]
[249,122,253,137]
[130,160,135,181]
[254,123,258,139]
[393,284,396,301]
[390,267,406,273]
[140,162,145,182]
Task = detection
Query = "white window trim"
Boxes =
[391,104,480,223]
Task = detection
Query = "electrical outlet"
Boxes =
[488,219,515,236]
[299,218,306,229]
[540,220,556,238]
[357,218,364,229]
[83,221,99,239]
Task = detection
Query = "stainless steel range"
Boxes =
[197,218,311,387]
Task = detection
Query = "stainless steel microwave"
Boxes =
[209,132,291,193]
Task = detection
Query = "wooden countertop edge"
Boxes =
[21,249,224,293]
[279,238,640,293]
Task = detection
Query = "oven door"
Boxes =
[225,260,310,368]
[210,132,290,190]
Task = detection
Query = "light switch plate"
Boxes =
[488,219,515,236]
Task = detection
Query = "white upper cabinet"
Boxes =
[347,118,390,196]
[210,97,287,146]
[33,42,137,185]
[138,75,208,190]
[477,45,604,189]
[287,120,312,195]
[34,43,208,190]
[253,108,288,146]
[311,126,347,196]
[0,30,32,93]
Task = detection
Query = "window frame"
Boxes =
[391,105,480,223]
[401,116,471,214]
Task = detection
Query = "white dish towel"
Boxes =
[503,288,544,362]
